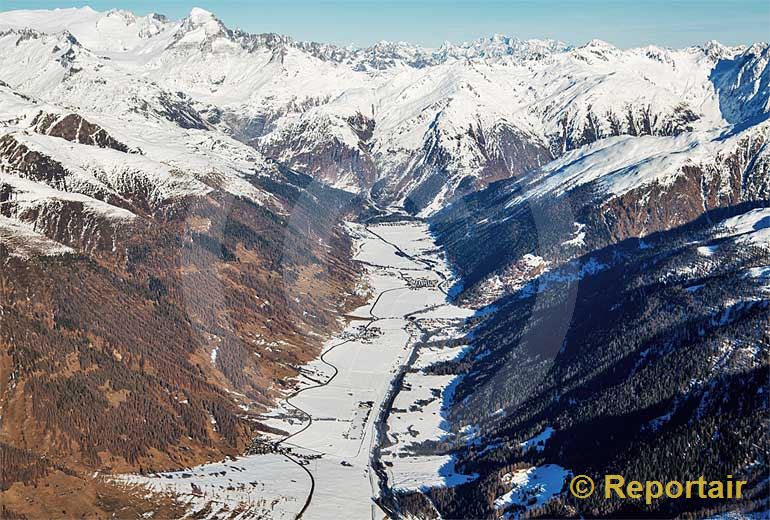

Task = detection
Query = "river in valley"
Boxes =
[121,219,476,519]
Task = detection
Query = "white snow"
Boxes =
[281,222,477,514]
[745,266,770,280]
[0,7,174,54]
[562,222,586,247]
[509,126,768,209]
[744,265,770,292]
[386,455,477,491]
[494,464,568,513]
[1,130,213,204]
[520,426,554,453]
[698,245,719,257]
[0,174,136,221]
[0,6,765,514]
[358,224,481,493]
[0,5,763,214]
[118,454,308,520]
[0,215,74,258]
[719,208,770,247]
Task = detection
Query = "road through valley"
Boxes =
[121,220,475,519]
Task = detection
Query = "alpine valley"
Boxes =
[0,6,768,520]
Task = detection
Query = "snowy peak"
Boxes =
[700,39,738,61]
[349,34,568,69]
[171,7,230,47]
[1,6,768,215]
[181,6,224,34]
[96,8,171,42]
[439,34,568,60]
[104,8,140,25]
[571,38,620,61]
[188,7,216,21]
[0,7,566,69]
[710,41,770,124]
[0,7,174,53]
[584,38,616,49]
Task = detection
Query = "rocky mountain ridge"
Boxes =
[1,7,766,214]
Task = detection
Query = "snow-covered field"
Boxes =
[719,207,770,247]
[493,464,569,514]
[360,223,482,493]
[118,220,476,519]
[119,454,308,519]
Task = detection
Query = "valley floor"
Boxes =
[119,219,475,519]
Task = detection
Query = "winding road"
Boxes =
[274,284,402,518]
[271,218,459,519]
[118,218,468,520]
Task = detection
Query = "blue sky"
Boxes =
[2,0,768,48]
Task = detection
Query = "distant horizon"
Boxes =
[1,0,768,50]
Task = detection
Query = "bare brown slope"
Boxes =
[0,171,365,516]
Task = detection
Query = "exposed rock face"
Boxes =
[433,122,770,300]
[411,45,770,520]
[553,102,701,153]
[154,92,210,130]
[257,113,379,191]
[388,120,554,214]
[31,112,130,151]
[227,38,766,213]
[595,130,769,243]
[0,133,70,187]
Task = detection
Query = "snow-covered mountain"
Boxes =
[1,6,769,519]
[431,121,769,303]
[1,6,767,215]
[0,9,376,507]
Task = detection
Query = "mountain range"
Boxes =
[1,7,767,216]
[0,6,768,520]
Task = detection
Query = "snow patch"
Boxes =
[494,464,568,513]
[520,426,554,453]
